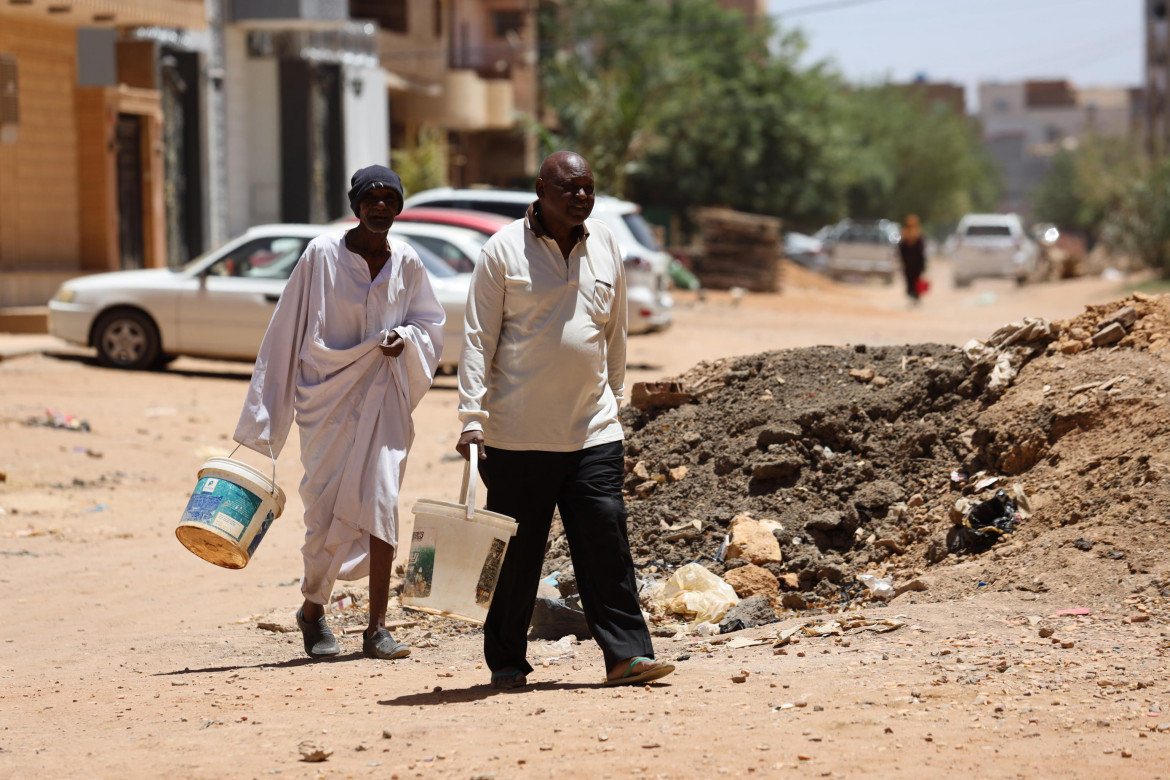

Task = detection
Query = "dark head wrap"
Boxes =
[348,165,404,218]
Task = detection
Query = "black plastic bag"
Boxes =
[528,595,593,640]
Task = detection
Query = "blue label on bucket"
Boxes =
[181,475,263,542]
[246,511,276,557]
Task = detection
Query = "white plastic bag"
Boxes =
[857,573,895,601]
[658,562,740,624]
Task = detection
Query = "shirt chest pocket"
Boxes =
[588,279,615,325]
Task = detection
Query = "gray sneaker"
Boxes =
[363,628,411,659]
[295,607,341,658]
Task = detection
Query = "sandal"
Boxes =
[604,656,675,687]
[490,669,528,689]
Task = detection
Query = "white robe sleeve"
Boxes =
[233,251,312,457]
[606,233,628,403]
[457,247,506,433]
[390,252,445,411]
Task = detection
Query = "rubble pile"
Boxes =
[550,293,1170,626]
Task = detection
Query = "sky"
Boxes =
[767,0,1145,112]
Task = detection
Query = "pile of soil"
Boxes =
[542,292,1170,617]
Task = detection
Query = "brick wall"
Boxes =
[0,18,80,272]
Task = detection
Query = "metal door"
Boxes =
[115,114,145,270]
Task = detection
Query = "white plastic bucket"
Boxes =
[400,444,518,624]
[176,455,286,570]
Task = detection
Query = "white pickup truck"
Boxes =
[950,213,1040,287]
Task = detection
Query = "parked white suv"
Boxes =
[402,188,674,333]
[950,213,1039,287]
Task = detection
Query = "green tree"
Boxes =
[836,85,999,226]
[1031,136,1142,245]
[1107,154,1170,276]
[394,128,448,198]
[537,0,999,235]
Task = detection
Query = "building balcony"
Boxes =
[397,68,514,131]
[229,0,349,28]
[0,0,206,28]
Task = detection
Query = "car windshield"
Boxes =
[964,225,1012,237]
[622,213,662,251]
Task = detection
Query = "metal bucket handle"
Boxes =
[458,442,479,521]
[229,441,279,498]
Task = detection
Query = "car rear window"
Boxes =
[622,214,662,250]
[964,225,1012,237]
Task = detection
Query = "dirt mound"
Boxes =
[559,292,1170,616]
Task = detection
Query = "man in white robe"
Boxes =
[235,166,444,660]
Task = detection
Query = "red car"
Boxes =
[394,208,513,242]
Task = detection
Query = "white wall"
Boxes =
[223,27,280,237]
[342,64,390,186]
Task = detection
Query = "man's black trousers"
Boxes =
[479,441,654,675]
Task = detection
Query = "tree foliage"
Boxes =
[537,0,998,234]
[1031,137,1141,244]
[1107,154,1170,276]
[394,127,448,198]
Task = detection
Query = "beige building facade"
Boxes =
[0,0,204,308]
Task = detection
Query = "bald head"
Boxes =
[536,151,595,232]
[538,151,590,181]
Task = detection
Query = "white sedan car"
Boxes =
[48,224,470,371]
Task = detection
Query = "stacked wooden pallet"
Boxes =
[692,207,784,292]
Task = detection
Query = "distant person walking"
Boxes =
[235,165,445,661]
[456,151,674,689]
[898,214,927,304]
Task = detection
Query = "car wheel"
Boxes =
[93,309,161,370]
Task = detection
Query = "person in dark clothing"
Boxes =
[898,214,927,304]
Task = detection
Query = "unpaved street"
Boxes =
[2,260,1167,779]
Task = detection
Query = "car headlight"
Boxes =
[52,287,77,304]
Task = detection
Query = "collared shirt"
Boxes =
[458,202,628,451]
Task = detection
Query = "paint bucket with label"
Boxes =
[176,448,286,570]
[400,443,518,624]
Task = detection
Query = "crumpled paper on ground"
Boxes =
[656,562,740,625]
[962,317,1058,396]
[773,614,907,647]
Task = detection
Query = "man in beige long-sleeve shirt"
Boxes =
[456,152,674,689]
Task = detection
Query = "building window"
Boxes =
[491,10,524,39]
[0,54,18,128]
[351,0,408,34]
[993,98,1010,113]
[434,0,443,38]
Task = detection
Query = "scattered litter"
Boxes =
[660,518,702,541]
[948,489,1017,554]
[655,562,739,625]
[974,475,999,491]
[529,595,592,640]
[84,504,109,513]
[257,622,292,633]
[774,615,907,648]
[725,636,769,649]
[298,740,332,762]
[857,574,895,601]
[26,408,90,432]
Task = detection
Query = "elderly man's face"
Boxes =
[358,186,400,233]
[537,157,595,228]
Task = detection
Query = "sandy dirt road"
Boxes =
[1,260,1166,779]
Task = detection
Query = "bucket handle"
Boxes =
[458,442,478,521]
[229,441,279,497]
